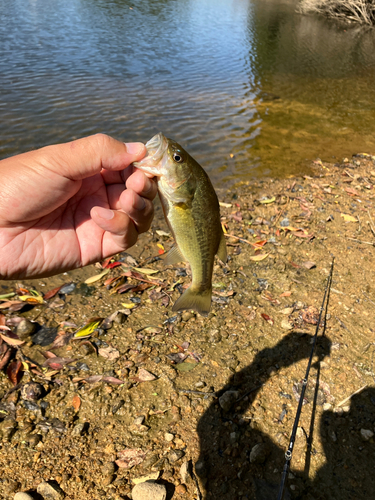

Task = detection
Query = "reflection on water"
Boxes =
[1,0,375,184]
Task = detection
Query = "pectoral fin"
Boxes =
[216,231,227,262]
[164,245,185,265]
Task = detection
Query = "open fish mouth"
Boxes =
[133,132,168,174]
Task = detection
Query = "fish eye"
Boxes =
[173,152,184,163]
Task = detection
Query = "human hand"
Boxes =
[0,134,157,279]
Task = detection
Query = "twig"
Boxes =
[224,233,261,247]
[337,384,368,407]
[347,237,375,246]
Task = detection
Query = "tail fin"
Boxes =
[172,286,212,316]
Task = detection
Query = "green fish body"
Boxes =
[134,133,227,316]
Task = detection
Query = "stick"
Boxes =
[336,384,368,407]
[347,237,375,246]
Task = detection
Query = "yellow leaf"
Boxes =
[249,253,270,262]
[74,319,103,338]
[156,243,164,250]
[121,303,136,309]
[259,197,276,204]
[19,294,44,304]
[132,267,159,275]
[221,223,227,234]
[84,269,110,284]
[341,213,358,222]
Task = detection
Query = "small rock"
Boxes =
[14,493,34,500]
[322,403,332,411]
[168,449,185,463]
[360,428,374,441]
[21,382,44,401]
[16,319,36,338]
[137,368,156,382]
[164,432,174,442]
[36,481,65,500]
[71,423,86,437]
[102,475,114,486]
[249,443,270,464]
[175,484,187,495]
[181,311,194,322]
[329,430,337,442]
[218,390,239,412]
[132,482,166,500]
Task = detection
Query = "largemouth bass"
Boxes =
[134,133,227,316]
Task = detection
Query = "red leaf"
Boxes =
[107,261,122,269]
[7,359,23,385]
[261,313,274,326]
[44,285,63,300]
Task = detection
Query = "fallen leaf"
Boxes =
[302,261,316,269]
[302,306,319,325]
[43,286,64,300]
[84,269,110,284]
[341,213,358,223]
[261,313,274,326]
[74,319,103,338]
[71,394,81,411]
[43,357,76,370]
[18,295,44,304]
[0,334,25,346]
[7,359,23,385]
[116,448,146,469]
[280,291,292,297]
[249,253,269,262]
[259,196,276,204]
[0,300,26,312]
[132,267,159,275]
[219,202,232,208]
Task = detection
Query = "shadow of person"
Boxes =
[196,332,332,500]
[304,386,375,500]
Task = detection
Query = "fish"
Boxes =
[134,133,227,316]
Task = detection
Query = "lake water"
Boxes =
[1,0,375,185]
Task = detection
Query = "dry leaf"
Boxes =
[72,394,81,411]
[0,334,25,346]
[249,253,269,262]
[98,346,120,360]
[84,269,110,284]
[116,448,146,469]
[341,213,358,223]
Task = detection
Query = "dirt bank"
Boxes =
[1,154,375,500]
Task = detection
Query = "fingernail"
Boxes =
[143,177,153,193]
[94,207,114,220]
[125,142,145,155]
[133,194,146,211]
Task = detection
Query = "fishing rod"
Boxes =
[276,257,335,500]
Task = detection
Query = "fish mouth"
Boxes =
[133,132,168,175]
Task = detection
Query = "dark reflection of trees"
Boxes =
[196,332,375,499]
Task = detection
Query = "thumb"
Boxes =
[37,133,146,180]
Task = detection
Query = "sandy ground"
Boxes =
[1,154,375,500]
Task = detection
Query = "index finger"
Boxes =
[37,134,147,181]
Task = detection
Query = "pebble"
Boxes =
[16,319,36,338]
[132,482,167,500]
[168,449,185,463]
[175,484,187,495]
[218,390,239,412]
[36,481,65,499]
[249,443,270,464]
[360,428,374,441]
[14,493,34,500]
[164,432,174,442]
[21,382,44,401]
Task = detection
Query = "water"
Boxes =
[1,0,375,185]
